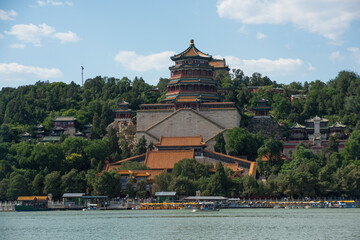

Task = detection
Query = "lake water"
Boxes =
[1,208,360,240]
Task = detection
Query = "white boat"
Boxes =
[192,202,220,212]
[83,203,97,211]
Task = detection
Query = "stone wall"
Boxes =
[136,108,241,151]
[245,118,284,139]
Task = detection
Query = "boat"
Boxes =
[15,196,50,211]
[192,202,219,212]
[83,203,98,211]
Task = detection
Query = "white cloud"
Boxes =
[214,55,306,77]
[5,23,80,46]
[5,23,55,46]
[217,0,360,41]
[53,31,80,43]
[347,48,360,65]
[237,25,248,35]
[329,51,343,61]
[0,63,63,82]
[0,34,4,39]
[10,43,26,49]
[0,9,17,21]
[256,32,267,40]
[308,64,316,71]
[114,50,175,72]
[37,0,73,7]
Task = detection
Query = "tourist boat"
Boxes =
[192,202,219,212]
[15,196,50,211]
[82,203,98,211]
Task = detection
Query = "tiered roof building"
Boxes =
[284,116,348,158]
[136,40,240,150]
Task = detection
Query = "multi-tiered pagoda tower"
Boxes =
[164,40,218,108]
[136,40,240,151]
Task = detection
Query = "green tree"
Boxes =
[90,113,102,139]
[93,171,121,198]
[172,158,210,181]
[206,162,229,196]
[61,169,86,193]
[0,178,9,200]
[121,143,131,159]
[7,174,31,200]
[135,179,148,199]
[62,153,87,172]
[152,172,172,193]
[214,133,226,154]
[125,174,135,198]
[257,137,284,177]
[106,127,121,155]
[326,135,339,154]
[241,175,261,198]
[0,160,12,180]
[226,127,263,160]
[169,176,195,196]
[133,136,147,156]
[85,169,97,195]
[32,172,45,195]
[43,171,61,199]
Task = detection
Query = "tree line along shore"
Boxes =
[0,70,360,201]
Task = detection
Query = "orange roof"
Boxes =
[260,153,286,162]
[172,40,211,59]
[249,162,257,177]
[210,162,244,173]
[177,98,197,102]
[115,169,164,181]
[156,136,205,147]
[105,154,146,171]
[17,196,48,201]
[144,149,194,169]
[209,59,228,69]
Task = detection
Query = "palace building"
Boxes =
[105,136,256,189]
[136,40,241,150]
[283,116,349,158]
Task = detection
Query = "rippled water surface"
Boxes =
[1,208,360,240]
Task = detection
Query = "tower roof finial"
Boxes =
[190,39,194,46]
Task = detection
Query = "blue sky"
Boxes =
[0,0,359,89]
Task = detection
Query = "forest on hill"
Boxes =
[0,70,360,200]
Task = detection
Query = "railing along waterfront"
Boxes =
[0,201,15,211]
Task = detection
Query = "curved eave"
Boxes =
[169,65,214,70]
[171,45,212,60]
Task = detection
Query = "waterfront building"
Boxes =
[283,116,348,158]
[15,196,49,211]
[136,40,241,150]
[155,192,177,203]
[62,193,85,209]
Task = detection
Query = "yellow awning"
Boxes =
[17,196,48,201]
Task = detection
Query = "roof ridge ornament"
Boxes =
[190,39,194,46]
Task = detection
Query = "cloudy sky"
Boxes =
[0,0,359,89]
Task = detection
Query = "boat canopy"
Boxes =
[17,196,48,201]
